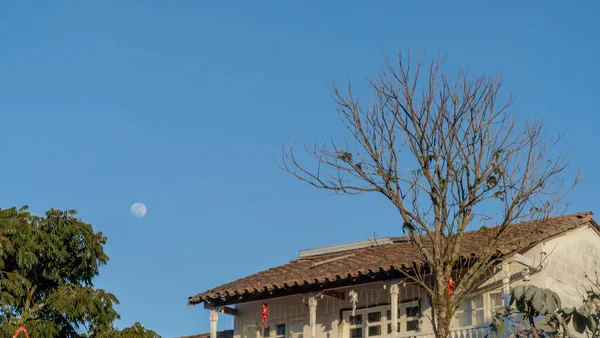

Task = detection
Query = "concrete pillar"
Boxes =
[337,319,345,338]
[210,309,219,338]
[390,284,400,338]
[308,296,318,338]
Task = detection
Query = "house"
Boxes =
[187,212,600,338]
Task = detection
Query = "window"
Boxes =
[348,311,366,338]
[453,292,507,328]
[455,295,485,327]
[276,324,286,338]
[401,301,421,332]
[350,315,363,325]
[367,326,381,337]
[350,328,363,338]
[368,312,382,323]
[406,306,420,318]
[366,311,383,337]
[345,302,421,338]
[473,295,484,325]
[344,299,421,338]
[263,323,292,338]
[347,308,385,338]
[406,320,420,332]
[489,292,504,317]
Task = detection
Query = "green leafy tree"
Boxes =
[0,206,160,337]
[87,322,162,338]
[118,322,161,338]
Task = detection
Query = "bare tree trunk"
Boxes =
[434,300,451,338]
[433,273,452,338]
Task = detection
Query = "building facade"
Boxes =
[187,213,599,338]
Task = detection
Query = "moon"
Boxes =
[130,202,147,218]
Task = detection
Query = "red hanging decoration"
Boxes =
[262,303,269,328]
[448,277,455,296]
[13,326,30,338]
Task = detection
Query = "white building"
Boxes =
[187,212,599,338]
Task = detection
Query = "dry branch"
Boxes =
[276,50,579,338]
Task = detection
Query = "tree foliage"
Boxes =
[0,206,160,337]
[492,283,600,338]
[277,50,578,338]
[118,322,161,338]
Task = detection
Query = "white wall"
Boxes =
[537,226,600,308]
[232,281,431,338]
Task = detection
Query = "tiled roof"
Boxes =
[189,212,596,306]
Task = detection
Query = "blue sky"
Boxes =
[0,1,598,336]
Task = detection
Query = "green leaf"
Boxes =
[531,288,545,314]
[580,303,593,317]
[536,318,557,334]
[548,290,561,313]
[515,298,528,312]
[512,285,530,302]
[586,316,598,333]
[573,312,587,334]
[524,285,538,302]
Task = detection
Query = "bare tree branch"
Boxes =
[275,49,580,338]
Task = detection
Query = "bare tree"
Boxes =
[277,50,579,338]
